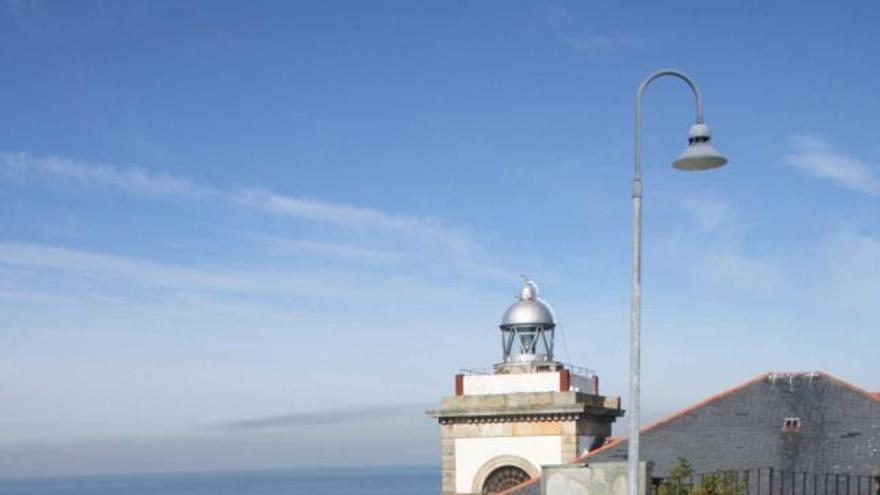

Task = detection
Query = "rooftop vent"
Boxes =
[783,417,801,433]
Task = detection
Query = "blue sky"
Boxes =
[1,0,879,478]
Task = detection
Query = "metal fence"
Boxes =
[654,468,880,495]
[458,362,596,378]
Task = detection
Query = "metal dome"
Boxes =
[500,280,556,328]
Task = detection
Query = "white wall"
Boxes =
[454,436,562,493]
[463,372,561,395]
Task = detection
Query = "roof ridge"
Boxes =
[810,371,880,403]
[496,372,773,495]
[579,371,771,462]
[580,370,880,463]
[496,370,878,495]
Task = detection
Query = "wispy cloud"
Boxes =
[822,231,880,318]
[0,152,212,198]
[0,152,474,252]
[218,403,429,430]
[567,33,638,55]
[677,194,738,233]
[700,250,784,297]
[784,136,880,196]
[0,242,478,304]
[0,242,319,297]
[234,189,471,252]
[543,6,639,55]
[240,235,407,265]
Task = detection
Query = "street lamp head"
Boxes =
[673,123,728,171]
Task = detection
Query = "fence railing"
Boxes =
[458,362,596,378]
[654,468,879,495]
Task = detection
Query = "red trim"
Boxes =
[579,371,770,462]
[580,371,880,462]
[560,369,571,392]
[816,371,880,403]
[455,374,464,396]
[497,477,539,495]
[498,370,878,495]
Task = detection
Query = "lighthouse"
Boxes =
[427,280,623,495]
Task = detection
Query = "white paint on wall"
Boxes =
[454,435,562,494]
[463,372,560,395]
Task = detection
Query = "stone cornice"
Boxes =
[434,412,594,425]
[425,391,623,423]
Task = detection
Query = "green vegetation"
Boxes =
[656,458,745,495]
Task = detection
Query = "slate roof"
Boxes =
[501,372,880,495]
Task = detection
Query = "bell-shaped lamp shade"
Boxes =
[672,123,728,171]
[673,142,727,170]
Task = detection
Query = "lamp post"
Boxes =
[628,69,727,495]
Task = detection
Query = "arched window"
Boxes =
[482,465,531,494]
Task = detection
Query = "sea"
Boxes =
[0,466,439,495]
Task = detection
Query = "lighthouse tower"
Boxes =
[428,280,623,495]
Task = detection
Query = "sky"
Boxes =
[0,0,879,479]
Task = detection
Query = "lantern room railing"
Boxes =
[459,363,596,379]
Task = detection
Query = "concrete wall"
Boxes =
[443,420,605,493]
[541,462,652,495]
[455,436,562,494]
[430,384,622,494]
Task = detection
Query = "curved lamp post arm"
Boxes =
[629,68,705,495]
[634,69,704,180]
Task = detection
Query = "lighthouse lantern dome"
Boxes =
[499,279,556,363]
